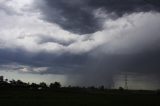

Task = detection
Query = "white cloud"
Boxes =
[0,0,80,53]
[97,12,160,54]
[0,0,160,56]
[65,12,160,55]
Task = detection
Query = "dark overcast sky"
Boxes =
[0,0,160,89]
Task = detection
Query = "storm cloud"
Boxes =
[37,0,160,34]
[0,0,160,89]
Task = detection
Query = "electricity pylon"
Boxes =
[124,73,128,90]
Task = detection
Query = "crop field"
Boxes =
[0,89,159,106]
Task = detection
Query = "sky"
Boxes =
[0,0,160,90]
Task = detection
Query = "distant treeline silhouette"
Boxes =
[0,77,160,106]
[0,76,62,90]
[1,75,160,95]
[0,76,107,90]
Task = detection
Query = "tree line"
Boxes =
[0,75,107,90]
[0,76,61,90]
[0,75,160,95]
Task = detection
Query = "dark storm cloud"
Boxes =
[1,0,160,88]
[124,50,160,74]
[1,47,160,87]
[88,0,160,16]
[0,48,88,74]
[37,0,160,34]
[36,0,101,34]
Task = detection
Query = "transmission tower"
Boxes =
[124,73,128,90]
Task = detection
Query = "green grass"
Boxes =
[0,89,159,106]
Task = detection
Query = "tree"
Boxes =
[49,82,61,89]
[30,83,39,89]
[39,82,47,89]
[119,87,124,91]
[99,85,105,90]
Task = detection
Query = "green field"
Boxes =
[0,89,160,106]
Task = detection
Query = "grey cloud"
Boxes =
[0,48,88,74]
[88,0,160,15]
[36,0,100,34]
[124,50,160,74]
[36,35,76,46]
[0,2,16,15]
[0,42,160,87]
[66,49,160,87]
[1,0,160,88]
[36,0,160,34]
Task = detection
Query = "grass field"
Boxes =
[0,89,160,106]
